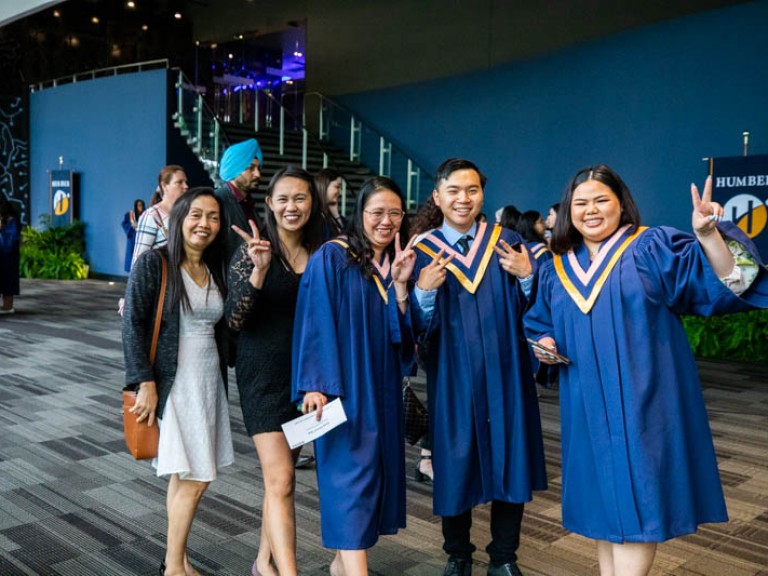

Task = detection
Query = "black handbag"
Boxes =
[402,378,428,445]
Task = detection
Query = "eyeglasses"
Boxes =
[364,209,405,222]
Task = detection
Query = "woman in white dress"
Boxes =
[123,187,233,576]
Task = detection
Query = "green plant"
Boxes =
[20,215,89,280]
[683,310,768,362]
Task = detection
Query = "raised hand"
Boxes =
[416,248,454,291]
[391,233,418,284]
[232,220,272,271]
[494,239,533,278]
[691,176,724,238]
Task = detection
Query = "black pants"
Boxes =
[442,501,524,565]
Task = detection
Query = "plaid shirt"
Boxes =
[131,205,169,267]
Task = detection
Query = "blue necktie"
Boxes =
[456,235,472,255]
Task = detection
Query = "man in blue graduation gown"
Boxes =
[412,159,547,576]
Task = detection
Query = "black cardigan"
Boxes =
[122,249,228,418]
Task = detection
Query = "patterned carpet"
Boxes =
[0,279,766,575]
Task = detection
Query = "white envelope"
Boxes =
[281,398,348,449]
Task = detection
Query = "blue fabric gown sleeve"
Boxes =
[121,212,134,237]
[291,245,345,401]
[411,253,442,344]
[0,218,20,252]
[523,259,556,341]
[386,283,416,377]
[634,225,767,316]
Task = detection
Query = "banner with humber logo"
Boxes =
[711,155,768,258]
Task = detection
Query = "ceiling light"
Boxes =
[91,16,100,24]
[174,12,182,20]
[52,9,61,17]
[141,24,148,31]
[126,1,136,8]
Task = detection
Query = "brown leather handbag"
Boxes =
[122,255,167,460]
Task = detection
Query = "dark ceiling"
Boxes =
[0,0,750,97]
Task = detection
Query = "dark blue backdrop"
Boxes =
[338,1,768,242]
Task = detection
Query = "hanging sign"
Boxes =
[711,155,768,257]
[50,170,78,226]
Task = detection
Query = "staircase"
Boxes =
[171,69,432,218]
[222,123,373,217]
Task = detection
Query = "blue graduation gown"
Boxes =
[524,224,768,543]
[121,211,137,273]
[414,223,547,516]
[292,240,414,549]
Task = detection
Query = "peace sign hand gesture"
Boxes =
[691,176,724,238]
[391,233,418,284]
[494,239,533,278]
[232,220,272,288]
[416,248,454,291]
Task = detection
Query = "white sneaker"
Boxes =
[0,308,15,315]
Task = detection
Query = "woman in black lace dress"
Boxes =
[225,166,323,576]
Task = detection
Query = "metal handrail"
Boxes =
[259,90,341,173]
[29,59,170,92]
[173,68,230,182]
[303,92,433,209]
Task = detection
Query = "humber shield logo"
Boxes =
[53,189,70,216]
[722,194,767,238]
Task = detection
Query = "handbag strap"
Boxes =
[149,254,167,365]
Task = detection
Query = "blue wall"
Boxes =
[338,1,768,230]
[30,69,168,277]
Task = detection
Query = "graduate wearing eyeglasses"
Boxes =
[292,176,418,576]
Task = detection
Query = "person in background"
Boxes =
[406,195,447,485]
[132,165,189,266]
[215,138,263,263]
[150,187,163,207]
[122,199,146,273]
[515,210,550,262]
[514,210,556,390]
[498,204,521,231]
[225,166,324,576]
[314,167,348,239]
[544,202,559,243]
[122,188,233,576]
[292,176,417,576]
[0,197,21,314]
[411,159,547,576]
[525,165,767,576]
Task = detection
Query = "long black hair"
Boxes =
[346,176,410,279]
[409,195,442,236]
[314,167,347,237]
[550,165,642,255]
[261,166,324,266]
[516,210,546,243]
[162,187,228,313]
[499,204,521,230]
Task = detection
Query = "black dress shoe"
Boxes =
[487,561,523,576]
[159,560,166,575]
[443,558,472,576]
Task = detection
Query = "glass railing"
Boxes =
[173,69,231,184]
[303,92,434,211]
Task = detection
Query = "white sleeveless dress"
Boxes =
[154,269,234,481]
